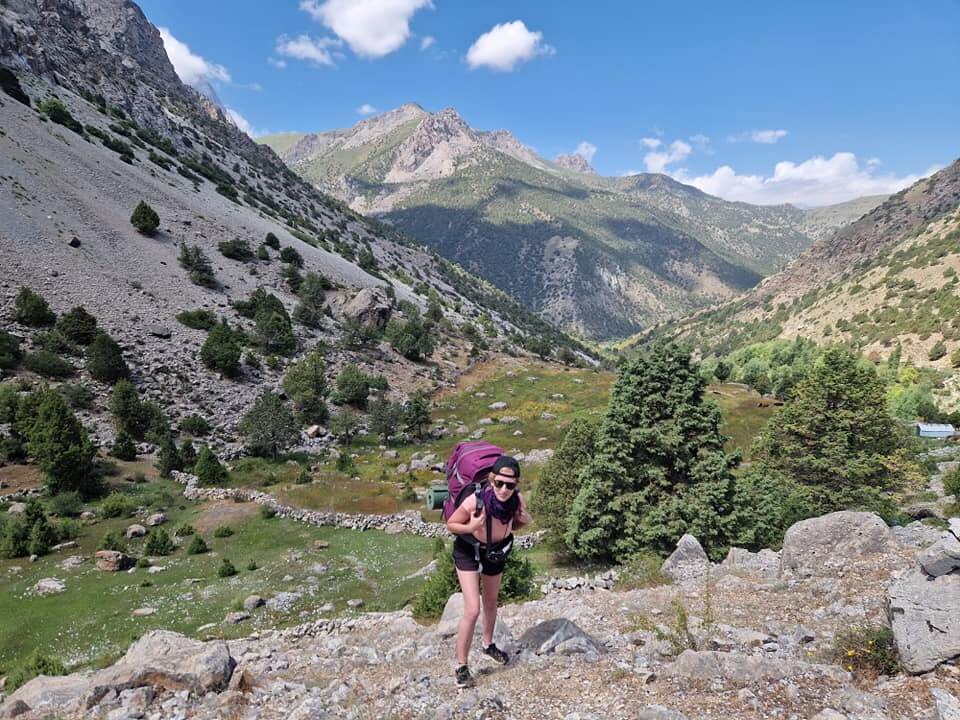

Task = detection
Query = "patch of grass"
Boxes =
[832,623,899,677]
[617,551,671,590]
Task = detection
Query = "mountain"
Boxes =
[261,107,881,339]
[649,159,960,364]
[0,0,583,449]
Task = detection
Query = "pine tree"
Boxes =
[281,347,329,424]
[130,201,160,236]
[86,333,129,384]
[238,392,299,459]
[194,445,228,485]
[56,306,98,345]
[403,392,431,441]
[20,389,98,497]
[200,322,241,378]
[14,287,56,327]
[530,418,597,548]
[111,429,137,461]
[369,393,401,443]
[565,343,740,562]
[179,438,197,468]
[155,436,182,478]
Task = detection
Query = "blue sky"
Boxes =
[138,0,959,207]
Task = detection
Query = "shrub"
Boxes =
[400,478,418,503]
[111,429,138,461]
[178,244,217,288]
[279,246,303,267]
[264,232,280,249]
[239,391,300,459]
[176,309,217,330]
[5,651,66,694]
[175,524,196,537]
[218,238,254,261]
[60,382,93,410]
[218,558,238,577]
[56,306,99,345]
[57,517,82,541]
[47,491,83,518]
[14,287,56,326]
[928,340,947,361]
[246,560,258,571]
[98,529,128,552]
[336,450,356,473]
[260,505,277,519]
[194,445,228,485]
[0,519,29,559]
[200,322,241,378]
[27,514,57,556]
[213,524,234,538]
[186,535,209,554]
[0,331,23,369]
[86,333,129,384]
[617,551,672,590]
[832,623,899,676]
[144,528,175,556]
[39,97,83,133]
[130,201,160,236]
[101,492,135,518]
[255,306,296,355]
[180,415,210,437]
[23,350,74,378]
[385,314,434,361]
[332,363,372,408]
[256,244,270,261]
[943,466,960,501]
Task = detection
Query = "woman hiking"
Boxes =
[444,455,531,688]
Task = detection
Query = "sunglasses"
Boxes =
[493,478,518,490]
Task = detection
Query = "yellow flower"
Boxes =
[847,650,856,657]
[847,665,854,671]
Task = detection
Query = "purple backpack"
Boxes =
[442,441,503,520]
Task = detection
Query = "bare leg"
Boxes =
[455,568,481,666]
[480,572,503,647]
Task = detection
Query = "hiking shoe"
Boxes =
[482,643,509,665]
[455,664,474,688]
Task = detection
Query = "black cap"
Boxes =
[491,455,520,480]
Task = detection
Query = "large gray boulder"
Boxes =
[919,534,960,577]
[434,593,514,651]
[721,547,780,580]
[780,511,892,577]
[888,566,960,673]
[662,650,849,686]
[933,688,960,720]
[518,618,604,656]
[1,674,92,716]
[661,534,710,582]
[340,287,392,329]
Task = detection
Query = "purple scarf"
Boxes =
[480,484,519,524]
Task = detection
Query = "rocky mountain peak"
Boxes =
[554,152,596,174]
[386,106,478,182]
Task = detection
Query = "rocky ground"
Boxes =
[2,511,959,720]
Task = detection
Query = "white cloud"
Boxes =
[689,133,712,154]
[276,34,341,66]
[674,152,937,207]
[728,128,789,144]
[573,141,597,164]
[420,35,435,50]
[357,103,378,115]
[159,27,231,87]
[225,107,263,138]
[466,20,554,72]
[267,57,288,69]
[644,140,692,173]
[641,137,661,150]
[299,0,432,58]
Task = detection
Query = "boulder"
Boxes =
[662,650,849,686]
[488,402,507,411]
[2,674,92,716]
[33,578,66,595]
[636,707,688,720]
[96,550,131,572]
[341,287,392,329]
[60,555,87,570]
[918,534,960,577]
[80,510,96,521]
[933,688,960,720]
[7,503,26,517]
[146,513,166,527]
[888,566,960,673]
[243,595,265,611]
[145,325,172,339]
[524,449,554,465]
[126,524,147,539]
[518,618,603,656]
[661,534,710,582]
[780,511,892,578]
[721,547,780,580]
[224,612,250,625]
[346,599,364,609]
[132,608,156,617]
[306,425,322,438]
[949,518,960,539]
[435,593,513,651]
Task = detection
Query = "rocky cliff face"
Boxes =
[554,152,596,174]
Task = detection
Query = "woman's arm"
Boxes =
[512,493,531,530]
[446,494,484,535]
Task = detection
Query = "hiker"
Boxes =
[445,454,531,688]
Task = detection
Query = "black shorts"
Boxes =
[453,534,514,576]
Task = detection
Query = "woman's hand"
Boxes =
[513,494,531,528]
[466,508,486,533]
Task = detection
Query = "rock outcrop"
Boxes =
[780,511,893,577]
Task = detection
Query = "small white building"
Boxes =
[915,422,955,439]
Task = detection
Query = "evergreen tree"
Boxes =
[200,322,241,378]
[20,389,99,497]
[194,445,228,485]
[330,407,361,446]
[332,363,371,408]
[565,343,740,562]
[264,232,280,250]
[403,392,431,441]
[385,314,434,361]
[111,429,137,461]
[713,359,732,383]
[292,272,329,328]
[0,330,22,370]
[281,347,329,424]
[155,436,182,478]
[86,333,129,384]
[27,513,57,556]
[530,418,597,548]
[110,379,146,437]
[255,306,296,355]
[178,438,197,468]
[14,287,56,327]
[56,306,98,345]
[369,393,401,443]
[238,392,299,458]
[130,201,160,236]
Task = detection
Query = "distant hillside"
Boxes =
[261,107,878,339]
[647,159,960,365]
